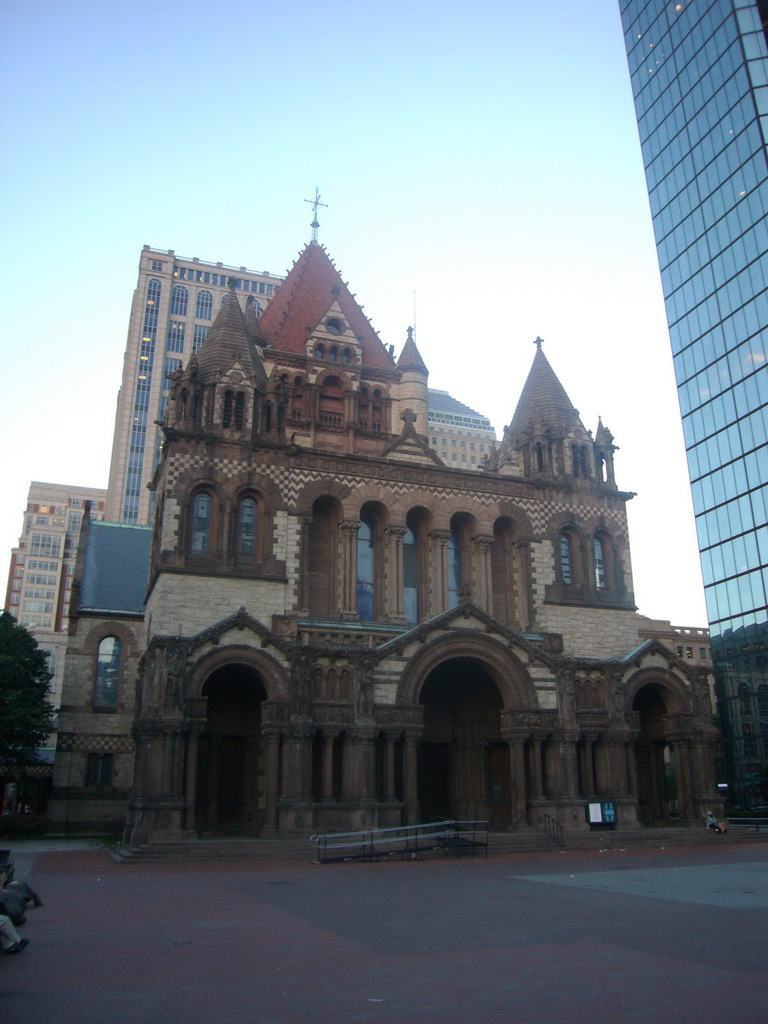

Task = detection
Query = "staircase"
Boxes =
[110,823,768,864]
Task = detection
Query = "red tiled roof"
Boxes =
[259,244,394,370]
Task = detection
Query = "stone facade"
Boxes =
[50,243,722,841]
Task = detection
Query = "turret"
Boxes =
[395,327,429,436]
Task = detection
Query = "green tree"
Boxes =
[0,611,55,765]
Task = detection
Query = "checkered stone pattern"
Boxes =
[57,734,134,754]
[164,452,628,536]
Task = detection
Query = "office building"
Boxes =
[105,246,284,526]
[618,0,768,803]
[2,482,106,812]
[428,389,496,470]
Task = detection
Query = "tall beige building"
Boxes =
[4,481,107,712]
[105,246,284,525]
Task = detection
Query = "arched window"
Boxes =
[94,636,121,709]
[195,290,213,320]
[447,526,462,608]
[315,343,325,359]
[170,285,188,316]
[223,391,233,428]
[238,498,257,556]
[357,516,375,621]
[560,533,573,585]
[191,493,212,553]
[403,524,419,624]
[593,535,606,589]
[535,443,544,472]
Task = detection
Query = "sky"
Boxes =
[0,0,707,626]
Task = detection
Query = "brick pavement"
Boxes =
[2,842,768,1024]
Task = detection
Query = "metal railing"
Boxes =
[310,819,489,863]
[542,813,564,846]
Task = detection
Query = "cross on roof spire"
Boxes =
[304,187,328,245]
[534,336,544,349]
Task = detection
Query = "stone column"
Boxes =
[322,730,337,800]
[473,535,494,613]
[514,541,533,629]
[403,732,419,825]
[556,731,580,797]
[297,517,312,614]
[385,525,407,622]
[262,728,281,834]
[206,736,219,829]
[429,530,450,614]
[339,520,360,620]
[183,727,201,831]
[507,736,528,824]
[528,735,544,799]
[385,732,398,801]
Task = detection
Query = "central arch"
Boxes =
[195,664,268,834]
[417,657,510,828]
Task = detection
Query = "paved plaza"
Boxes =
[2,840,768,1023]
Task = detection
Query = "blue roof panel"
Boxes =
[80,522,151,614]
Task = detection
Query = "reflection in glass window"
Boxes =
[447,527,462,608]
[593,537,606,590]
[170,285,188,316]
[403,525,419,624]
[238,498,257,555]
[195,290,213,320]
[192,493,212,553]
[94,636,121,709]
[357,517,375,621]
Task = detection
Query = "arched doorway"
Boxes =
[417,657,510,828]
[196,664,267,834]
[633,685,678,825]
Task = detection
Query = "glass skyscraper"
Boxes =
[618,0,768,806]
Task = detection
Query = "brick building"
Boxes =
[50,242,722,843]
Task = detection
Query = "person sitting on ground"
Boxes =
[0,913,28,955]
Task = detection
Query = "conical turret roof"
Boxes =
[258,244,394,369]
[196,282,267,388]
[506,341,583,441]
[396,327,428,375]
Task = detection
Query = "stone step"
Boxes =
[110,825,768,864]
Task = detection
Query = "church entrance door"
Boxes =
[633,685,678,824]
[196,665,267,835]
[417,658,510,828]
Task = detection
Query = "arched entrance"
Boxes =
[417,657,510,828]
[633,685,678,824]
[196,664,267,834]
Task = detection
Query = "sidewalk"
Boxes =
[3,842,768,1024]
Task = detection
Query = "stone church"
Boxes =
[49,241,722,845]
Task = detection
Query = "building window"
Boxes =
[94,636,121,709]
[357,516,375,621]
[150,260,164,271]
[447,525,463,608]
[593,536,606,590]
[30,533,61,558]
[403,524,419,625]
[559,533,573,585]
[191,493,212,553]
[238,498,257,556]
[86,753,113,787]
[195,290,213,320]
[166,321,185,353]
[193,324,209,353]
[170,285,188,316]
